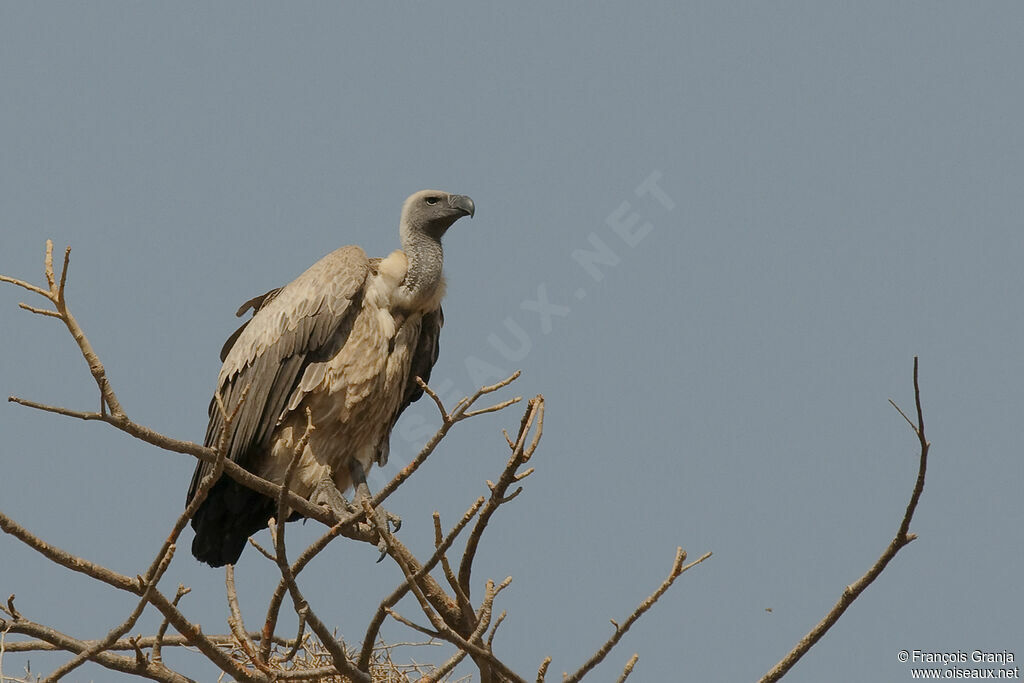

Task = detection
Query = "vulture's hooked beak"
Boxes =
[450,194,475,218]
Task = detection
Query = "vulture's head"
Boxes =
[401,190,475,241]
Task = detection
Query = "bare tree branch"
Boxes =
[0,510,139,592]
[5,631,294,654]
[6,393,337,528]
[365,501,525,683]
[17,302,61,318]
[562,548,712,683]
[0,509,262,682]
[42,391,244,681]
[43,547,176,682]
[419,645,468,683]
[450,372,522,421]
[459,396,544,600]
[3,242,723,682]
[759,357,930,683]
[358,497,484,670]
[259,506,366,663]
[2,245,335,527]
[0,615,193,683]
[373,373,521,507]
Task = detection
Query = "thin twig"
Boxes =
[151,585,189,664]
[6,396,103,421]
[536,656,551,682]
[248,538,278,563]
[17,303,60,318]
[459,397,521,421]
[57,245,70,303]
[280,611,307,664]
[5,596,21,621]
[44,240,55,292]
[616,654,639,683]
[486,611,506,650]
[385,609,442,640]
[226,565,258,665]
[416,377,450,423]
[435,513,473,619]
[0,274,51,298]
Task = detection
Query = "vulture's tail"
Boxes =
[190,478,277,567]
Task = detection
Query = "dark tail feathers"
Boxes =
[189,478,277,567]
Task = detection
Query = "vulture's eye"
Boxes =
[425,196,439,205]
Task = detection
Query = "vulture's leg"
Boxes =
[347,459,401,560]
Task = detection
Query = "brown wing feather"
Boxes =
[218,287,284,362]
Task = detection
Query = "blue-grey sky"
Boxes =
[2,4,1022,681]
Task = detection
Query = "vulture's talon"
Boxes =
[312,478,356,521]
[349,459,396,557]
[372,507,398,562]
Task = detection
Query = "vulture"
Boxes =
[187,190,475,567]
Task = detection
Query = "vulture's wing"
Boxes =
[376,306,443,466]
[404,306,443,410]
[187,245,369,505]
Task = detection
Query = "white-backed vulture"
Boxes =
[187,190,475,567]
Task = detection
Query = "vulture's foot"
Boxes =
[368,506,402,563]
[385,510,402,533]
[312,477,357,520]
[348,460,398,561]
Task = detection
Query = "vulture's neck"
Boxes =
[400,227,444,305]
